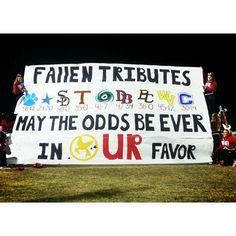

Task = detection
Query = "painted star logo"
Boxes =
[42,93,53,104]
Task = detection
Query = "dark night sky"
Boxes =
[1,34,236,118]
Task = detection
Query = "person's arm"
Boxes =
[18,83,27,93]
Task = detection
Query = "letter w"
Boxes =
[157,90,175,105]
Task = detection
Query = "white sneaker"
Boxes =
[232,161,236,167]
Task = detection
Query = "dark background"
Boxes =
[1,34,235,126]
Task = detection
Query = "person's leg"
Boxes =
[204,94,211,118]
[0,152,7,167]
[212,133,221,163]
[226,152,235,166]
[208,94,216,117]
[218,150,226,166]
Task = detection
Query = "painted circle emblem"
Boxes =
[70,134,98,161]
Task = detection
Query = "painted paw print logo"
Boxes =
[23,93,38,106]
[70,134,98,161]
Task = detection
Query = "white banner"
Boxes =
[11,63,213,164]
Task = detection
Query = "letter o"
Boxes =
[82,115,94,130]
[178,145,187,159]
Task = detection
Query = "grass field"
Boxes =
[1,164,236,202]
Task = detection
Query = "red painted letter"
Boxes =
[103,134,123,160]
[127,134,142,160]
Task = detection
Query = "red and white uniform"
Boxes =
[204,80,217,93]
[13,81,25,95]
[217,135,236,151]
